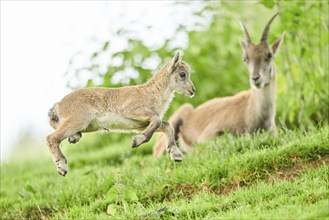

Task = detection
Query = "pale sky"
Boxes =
[1,1,209,160]
[1,1,108,160]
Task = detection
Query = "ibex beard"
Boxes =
[47,51,195,176]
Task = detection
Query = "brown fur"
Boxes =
[153,14,284,156]
[47,52,195,176]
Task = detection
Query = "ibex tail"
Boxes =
[48,103,59,129]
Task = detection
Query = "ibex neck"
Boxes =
[144,64,172,95]
[142,65,174,117]
[251,65,276,114]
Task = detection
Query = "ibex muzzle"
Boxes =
[240,13,284,89]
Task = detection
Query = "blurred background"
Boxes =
[1,1,328,161]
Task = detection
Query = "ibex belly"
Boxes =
[88,112,148,133]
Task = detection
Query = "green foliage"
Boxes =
[274,1,329,127]
[105,173,139,218]
[1,127,328,219]
[260,0,275,9]
[67,0,328,129]
[106,174,139,204]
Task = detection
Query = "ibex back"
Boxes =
[153,14,284,156]
[47,52,195,176]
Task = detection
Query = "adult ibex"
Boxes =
[47,52,195,176]
[153,13,284,156]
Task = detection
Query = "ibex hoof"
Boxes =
[57,167,68,176]
[56,160,68,176]
[170,148,183,162]
[68,133,81,144]
[132,134,147,148]
[68,137,78,144]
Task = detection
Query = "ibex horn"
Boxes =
[239,21,252,44]
[260,13,279,44]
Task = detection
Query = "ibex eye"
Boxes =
[266,53,273,61]
[179,72,186,78]
[243,57,249,63]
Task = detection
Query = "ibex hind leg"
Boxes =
[47,130,69,176]
[47,118,89,176]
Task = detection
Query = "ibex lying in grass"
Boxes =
[153,14,284,156]
[47,52,195,176]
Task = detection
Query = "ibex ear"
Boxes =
[169,51,182,73]
[271,33,284,55]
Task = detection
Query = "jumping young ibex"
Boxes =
[47,52,195,176]
[153,13,284,156]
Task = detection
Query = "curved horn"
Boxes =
[260,13,279,44]
[239,21,252,44]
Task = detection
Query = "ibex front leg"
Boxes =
[132,116,162,148]
[158,121,183,162]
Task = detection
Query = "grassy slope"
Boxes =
[1,127,328,219]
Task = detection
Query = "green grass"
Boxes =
[1,126,328,219]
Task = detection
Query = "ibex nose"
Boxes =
[188,86,196,97]
[252,75,260,81]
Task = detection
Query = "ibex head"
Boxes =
[168,51,195,97]
[239,13,284,89]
